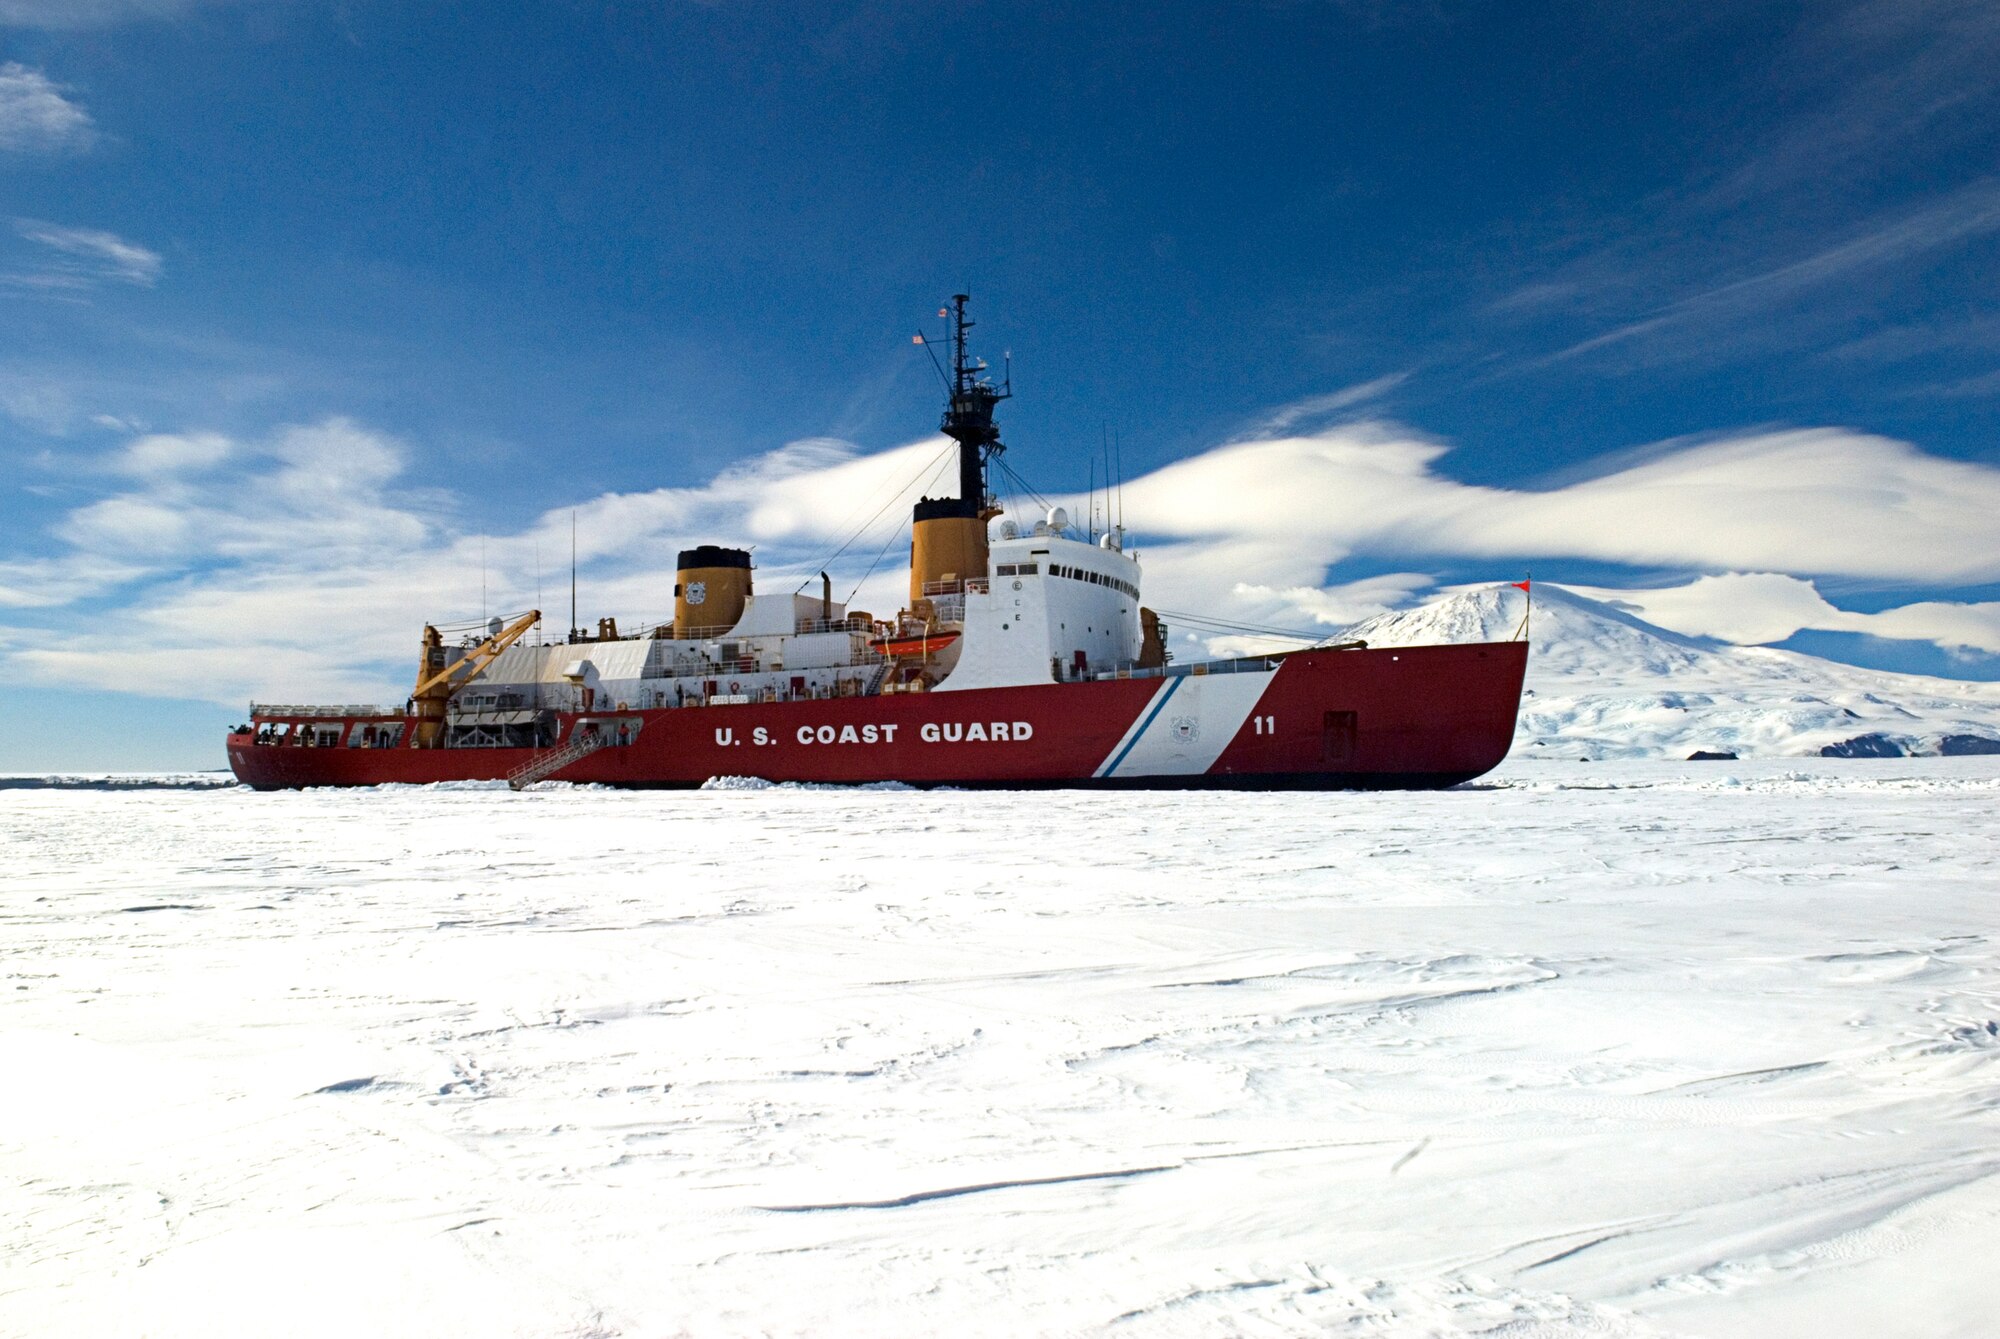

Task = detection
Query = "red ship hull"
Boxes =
[228,642,1527,791]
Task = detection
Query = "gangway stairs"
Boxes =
[506,729,608,791]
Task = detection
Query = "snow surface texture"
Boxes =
[1346,585,2000,760]
[5,762,1999,1337]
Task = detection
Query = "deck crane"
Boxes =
[408,609,541,747]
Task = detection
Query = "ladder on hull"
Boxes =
[506,730,608,791]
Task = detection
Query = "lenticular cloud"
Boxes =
[1123,423,2000,584]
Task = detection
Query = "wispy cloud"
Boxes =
[1925,369,2000,400]
[1827,313,2000,365]
[1459,1,2000,381]
[7,220,163,291]
[1543,185,2000,365]
[0,554,149,609]
[114,430,230,477]
[0,372,81,434]
[55,419,424,564]
[1564,572,2000,658]
[0,63,95,154]
[1695,0,2000,212]
[1244,375,1408,437]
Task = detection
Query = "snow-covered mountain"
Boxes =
[1341,584,2000,759]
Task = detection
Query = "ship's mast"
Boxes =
[939,294,1009,510]
[907,294,1010,613]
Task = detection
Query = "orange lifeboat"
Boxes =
[869,630,961,658]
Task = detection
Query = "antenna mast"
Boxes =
[939,293,1009,510]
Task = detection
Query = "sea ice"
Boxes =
[4,759,1997,1336]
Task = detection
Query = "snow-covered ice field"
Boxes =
[5,760,1998,1338]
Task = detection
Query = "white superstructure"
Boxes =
[936,521,1143,691]
[441,511,1149,744]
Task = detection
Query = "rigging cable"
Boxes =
[1152,608,1334,643]
[916,328,952,393]
[844,447,959,604]
[791,439,958,594]
[992,455,1056,519]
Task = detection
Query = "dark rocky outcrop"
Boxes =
[1820,734,1906,758]
[1687,750,1738,761]
[1939,734,2000,756]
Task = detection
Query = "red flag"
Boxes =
[912,334,925,344]
[1511,579,1531,592]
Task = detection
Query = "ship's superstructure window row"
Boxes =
[1048,564,1138,599]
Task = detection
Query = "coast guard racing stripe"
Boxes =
[1093,670,1273,779]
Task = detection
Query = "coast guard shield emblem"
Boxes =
[1171,715,1199,744]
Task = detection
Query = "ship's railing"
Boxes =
[249,703,397,718]
[920,578,988,597]
[578,622,737,643]
[667,623,737,642]
[793,615,882,635]
[608,673,891,710]
[1088,657,1285,683]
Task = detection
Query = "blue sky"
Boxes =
[4,0,1999,768]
